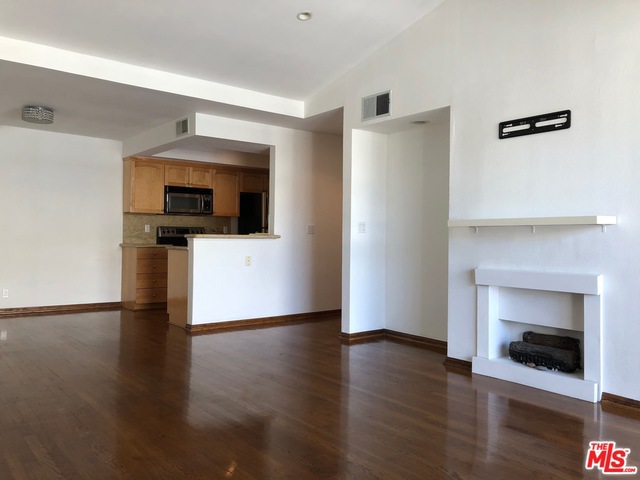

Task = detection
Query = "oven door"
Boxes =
[165,192,202,214]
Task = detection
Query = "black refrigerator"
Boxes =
[238,192,268,234]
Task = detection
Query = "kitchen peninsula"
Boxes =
[121,154,272,313]
[167,234,281,330]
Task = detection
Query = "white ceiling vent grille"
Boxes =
[176,117,189,136]
[362,91,391,121]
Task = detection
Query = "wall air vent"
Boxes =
[176,117,189,136]
[362,91,391,121]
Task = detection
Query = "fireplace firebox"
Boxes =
[472,268,603,403]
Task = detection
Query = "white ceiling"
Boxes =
[0,0,444,142]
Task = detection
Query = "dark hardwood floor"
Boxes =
[0,310,638,479]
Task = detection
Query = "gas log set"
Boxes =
[509,331,581,373]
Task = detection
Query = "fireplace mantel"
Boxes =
[472,268,603,403]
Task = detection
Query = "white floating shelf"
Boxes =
[448,215,617,228]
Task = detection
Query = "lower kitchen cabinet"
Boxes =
[121,247,168,310]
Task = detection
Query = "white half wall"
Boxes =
[0,126,123,307]
[190,238,317,323]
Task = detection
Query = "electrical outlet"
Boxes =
[0,331,6,341]
[2,289,8,299]
[307,224,315,234]
[144,224,151,233]
[358,222,366,234]
[245,256,251,267]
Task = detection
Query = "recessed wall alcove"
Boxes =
[472,268,603,403]
[344,106,450,340]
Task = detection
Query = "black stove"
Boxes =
[156,226,205,247]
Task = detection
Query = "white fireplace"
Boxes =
[472,268,603,403]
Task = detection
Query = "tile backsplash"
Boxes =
[123,213,231,245]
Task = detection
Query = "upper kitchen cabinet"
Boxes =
[190,166,214,188]
[214,168,240,217]
[240,170,269,193]
[123,156,262,217]
[165,164,213,189]
[123,157,165,213]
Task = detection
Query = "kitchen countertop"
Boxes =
[185,234,281,239]
[120,243,169,248]
[120,234,280,248]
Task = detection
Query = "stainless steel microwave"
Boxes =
[164,186,213,215]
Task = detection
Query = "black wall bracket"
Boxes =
[499,110,571,139]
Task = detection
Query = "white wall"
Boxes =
[447,0,640,401]
[332,1,455,336]
[181,115,342,323]
[385,121,449,340]
[343,129,388,333]
[0,126,123,307]
[305,0,455,120]
[312,0,640,401]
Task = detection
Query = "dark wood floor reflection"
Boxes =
[0,311,638,479]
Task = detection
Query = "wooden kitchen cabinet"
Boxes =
[214,168,240,216]
[240,170,269,193]
[167,248,189,328]
[123,158,165,213]
[121,247,168,310]
[190,166,214,188]
[165,164,213,188]
[123,156,264,218]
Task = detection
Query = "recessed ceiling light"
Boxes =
[297,11,312,21]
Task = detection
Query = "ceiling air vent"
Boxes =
[176,117,189,136]
[362,91,391,121]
